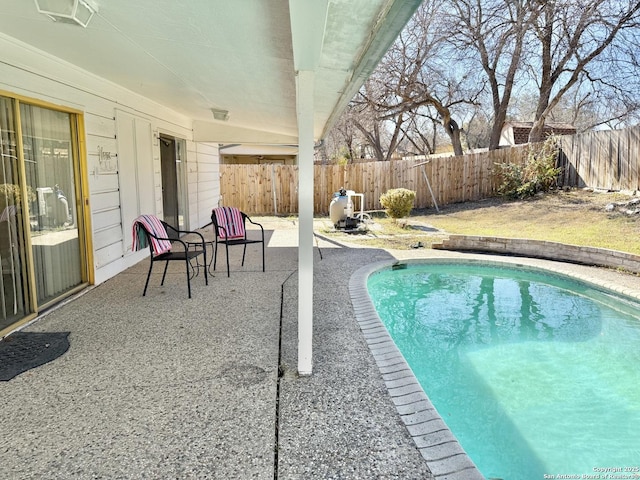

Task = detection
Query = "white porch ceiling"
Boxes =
[0,0,421,144]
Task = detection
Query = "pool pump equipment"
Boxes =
[329,188,366,230]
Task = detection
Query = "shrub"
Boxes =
[380,188,416,220]
[332,146,351,166]
[495,135,563,199]
[495,162,524,198]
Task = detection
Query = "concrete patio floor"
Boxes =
[1,216,639,479]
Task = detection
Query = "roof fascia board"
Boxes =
[318,0,423,139]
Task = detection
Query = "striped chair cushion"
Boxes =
[213,207,245,239]
[132,214,172,255]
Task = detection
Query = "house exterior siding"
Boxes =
[0,33,220,286]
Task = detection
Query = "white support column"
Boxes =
[297,70,315,375]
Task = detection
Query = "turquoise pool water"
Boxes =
[367,263,640,479]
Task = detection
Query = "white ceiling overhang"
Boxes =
[0,0,422,145]
[219,144,298,157]
[192,121,299,145]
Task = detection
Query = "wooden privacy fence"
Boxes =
[557,125,640,191]
[220,145,530,215]
[219,125,640,215]
[219,163,299,215]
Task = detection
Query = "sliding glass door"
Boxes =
[0,95,87,331]
[0,97,27,328]
[21,103,83,306]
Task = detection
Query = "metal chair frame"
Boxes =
[210,208,265,277]
[137,219,208,298]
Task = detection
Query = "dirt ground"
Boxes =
[419,187,637,215]
[318,188,640,253]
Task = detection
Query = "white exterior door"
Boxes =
[116,110,154,254]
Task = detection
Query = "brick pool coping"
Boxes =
[349,259,485,480]
[349,255,640,480]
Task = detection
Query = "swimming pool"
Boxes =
[365,260,640,479]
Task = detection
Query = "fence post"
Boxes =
[271,164,278,216]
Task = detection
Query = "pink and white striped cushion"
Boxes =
[213,207,245,239]
[132,214,172,255]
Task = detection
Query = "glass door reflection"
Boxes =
[20,104,82,306]
[0,97,27,328]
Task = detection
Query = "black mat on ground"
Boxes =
[0,332,70,381]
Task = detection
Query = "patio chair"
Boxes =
[210,207,265,277]
[132,214,208,298]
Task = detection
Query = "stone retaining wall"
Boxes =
[432,235,640,275]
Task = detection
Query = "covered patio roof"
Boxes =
[0,0,421,144]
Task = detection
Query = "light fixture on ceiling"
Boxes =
[211,108,229,121]
[34,0,97,28]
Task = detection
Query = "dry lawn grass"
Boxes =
[318,189,640,254]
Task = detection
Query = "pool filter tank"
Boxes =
[329,188,352,225]
[330,188,364,229]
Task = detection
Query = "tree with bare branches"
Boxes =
[325,0,640,160]
[349,0,483,158]
[445,0,540,150]
[445,0,640,147]
[349,70,406,161]
[526,0,640,142]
